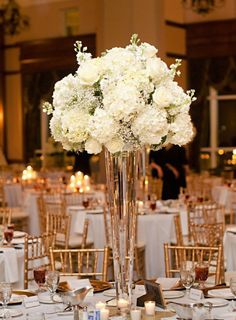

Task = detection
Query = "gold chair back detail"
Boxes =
[164,243,222,285]
[24,232,55,289]
[50,247,109,282]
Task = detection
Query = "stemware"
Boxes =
[33,267,46,292]
[195,262,209,289]
[180,261,195,297]
[0,282,12,318]
[45,270,60,301]
[3,228,13,247]
[82,199,89,209]
[230,277,236,297]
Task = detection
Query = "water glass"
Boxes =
[45,270,60,300]
[180,261,195,296]
[0,282,12,318]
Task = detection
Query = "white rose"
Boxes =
[105,137,124,154]
[78,61,100,86]
[153,86,173,108]
[146,57,169,82]
[141,42,158,58]
[85,138,102,154]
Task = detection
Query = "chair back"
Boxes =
[46,213,71,249]
[50,247,110,281]
[174,215,184,246]
[0,207,11,226]
[190,222,224,247]
[164,243,223,285]
[24,232,55,289]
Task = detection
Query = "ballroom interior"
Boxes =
[0,1,236,318]
[0,0,235,177]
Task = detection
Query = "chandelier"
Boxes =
[182,0,225,15]
[0,0,29,35]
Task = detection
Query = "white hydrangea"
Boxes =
[61,109,90,144]
[169,113,194,145]
[131,106,169,145]
[85,138,102,154]
[89,108,119,144]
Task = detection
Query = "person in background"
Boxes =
[149,144,189,200]
[73,151,91,175]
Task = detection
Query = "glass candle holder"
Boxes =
[130,308,141,320]
[100,308,109,320]
[144,301,155,316]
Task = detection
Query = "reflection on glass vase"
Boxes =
[105,149,138,303]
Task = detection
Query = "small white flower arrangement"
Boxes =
[43,34,196,154]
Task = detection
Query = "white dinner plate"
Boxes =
[8,294,24,305]
[38,293,62,304]
[13,231,26,238]
[0,309,23,318]
[11,238,25,245]
[208,288,234,299]
[201,298,228,307]
[103,289,116,297]
[163,290,185,299]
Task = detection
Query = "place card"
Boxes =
[134,285,146,295]
[189,288,203,300]
[24,296,40,308]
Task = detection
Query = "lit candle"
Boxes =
[144,301,155,316]
[117,298,129,309]
[100,308,109,320]
[95,301,106,310]
[130,309,141,320]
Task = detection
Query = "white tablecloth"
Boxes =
[212,186,236,209]
[0,247,24,288]
[224,226,236,271]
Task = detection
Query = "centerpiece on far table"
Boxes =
[43,34,196,301]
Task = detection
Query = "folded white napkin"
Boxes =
[2,247,19,283]
[66,278,93,296]
[156,277,180,290]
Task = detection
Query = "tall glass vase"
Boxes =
[105,149,138,302]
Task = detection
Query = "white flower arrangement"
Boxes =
[43,34,196,154]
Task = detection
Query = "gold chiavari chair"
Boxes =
[190,222,225,283]
[0,207,11,226]
[46,213,71,249]
[190,222,224,247]
[174,215,186,246]
[164,243,223,285]
[50,247,110,281]
[24,232,55,289]
[37,197,47,233]
[187,201,225,238]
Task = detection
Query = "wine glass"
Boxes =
[33,267,46,292]
[0,282,12,318]
[195,262,209,289]
[82,199,89,209]
[180,261,195,297]
[45,270,60,301]
[3,228,13,247]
